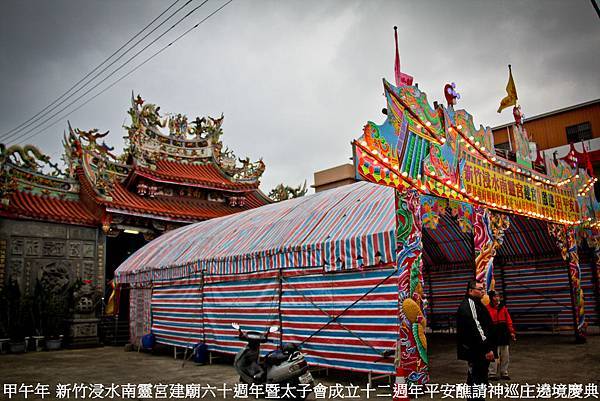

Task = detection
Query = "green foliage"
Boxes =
[268,180,308,202]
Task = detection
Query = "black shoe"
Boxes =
[500,375,510,380]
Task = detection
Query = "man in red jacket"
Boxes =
[486,290,516,380]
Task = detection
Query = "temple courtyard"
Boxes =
[1,333,599,400]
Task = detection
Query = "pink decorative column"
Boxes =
[395,189,428,385]
[548,223,586,342]
[473,207,510,292]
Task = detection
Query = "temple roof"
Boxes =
[133,160,259,192]
[107,182,268,222]
[0,94,271,233]
[2,190,98,226]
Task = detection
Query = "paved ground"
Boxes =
[1,333,599,400]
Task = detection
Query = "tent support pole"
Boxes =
[277,268,283,347]
[499,261,507,304]
[201,271,206,344]
[591,246,600,328]
[565,257,581,341]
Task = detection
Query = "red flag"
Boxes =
[393,26,413,86]
[394,26,401,86]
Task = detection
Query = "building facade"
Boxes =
[492,99,599,198]
[0,94,271,300]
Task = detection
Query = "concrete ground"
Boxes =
[1,333,599,400]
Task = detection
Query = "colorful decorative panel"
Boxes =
[395,190,428,385]
[474,208,510,291]
[129,286,153,345]
[352,78,598,227]
[548,223,586,340]
[462,155,579,223]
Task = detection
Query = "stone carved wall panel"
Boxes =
[10,238,24,256]
[68,241,82,258]
[25,239,41,257]
[42,240,66,257]
[82,242,95,258]
[69,227,96,241]
[82,261,95,281]
[2,220,101,295]
[0,240,6,288]
[9,258,24,280]
[69,322,98,338]
[71,260,83,279]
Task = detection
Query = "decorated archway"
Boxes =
[352,69,599,383]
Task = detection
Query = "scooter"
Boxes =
[232,322,314,399]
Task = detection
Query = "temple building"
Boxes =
[0,94,271,299]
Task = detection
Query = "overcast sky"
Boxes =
[0,0,598,195]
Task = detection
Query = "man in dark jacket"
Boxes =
[456,280,495,400]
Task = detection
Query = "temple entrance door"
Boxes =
[102,232,148,345]
[106,232,148,281]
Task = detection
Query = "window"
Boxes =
[566,122,592,143]
[495,141,510,150]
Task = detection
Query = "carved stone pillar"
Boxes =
[395,189,428,385]
[66,282,99,348]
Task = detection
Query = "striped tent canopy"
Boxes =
[423,211,560,269]
[115,181,397,284]
[423,212,473,266]
[497,215,559,260]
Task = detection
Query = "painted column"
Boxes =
[473,207,510,292]
[395,189,428,385]
[548,223,586,342]
[592,234,600,326]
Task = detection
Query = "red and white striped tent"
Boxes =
[115,181,402,375]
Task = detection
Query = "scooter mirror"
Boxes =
[232,322,240,330]
[269,325,279,333]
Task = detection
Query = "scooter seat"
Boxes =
[266,351,288,365]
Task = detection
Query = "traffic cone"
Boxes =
[393,365,410,401]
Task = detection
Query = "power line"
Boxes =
[11,0,234,147]
[1,0,208,145]
[0,0,185,140]
[591,0,600,18]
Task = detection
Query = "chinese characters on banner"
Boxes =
[461,155,579,223]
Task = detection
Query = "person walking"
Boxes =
[485,290,516,380]
[456,280,495,401]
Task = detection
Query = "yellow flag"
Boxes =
[497,65,518,113]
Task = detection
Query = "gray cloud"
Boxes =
[1,0,598,194]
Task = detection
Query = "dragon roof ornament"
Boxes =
[123,93,264,181]
[2,93,266,206]
[0,143,76,204]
